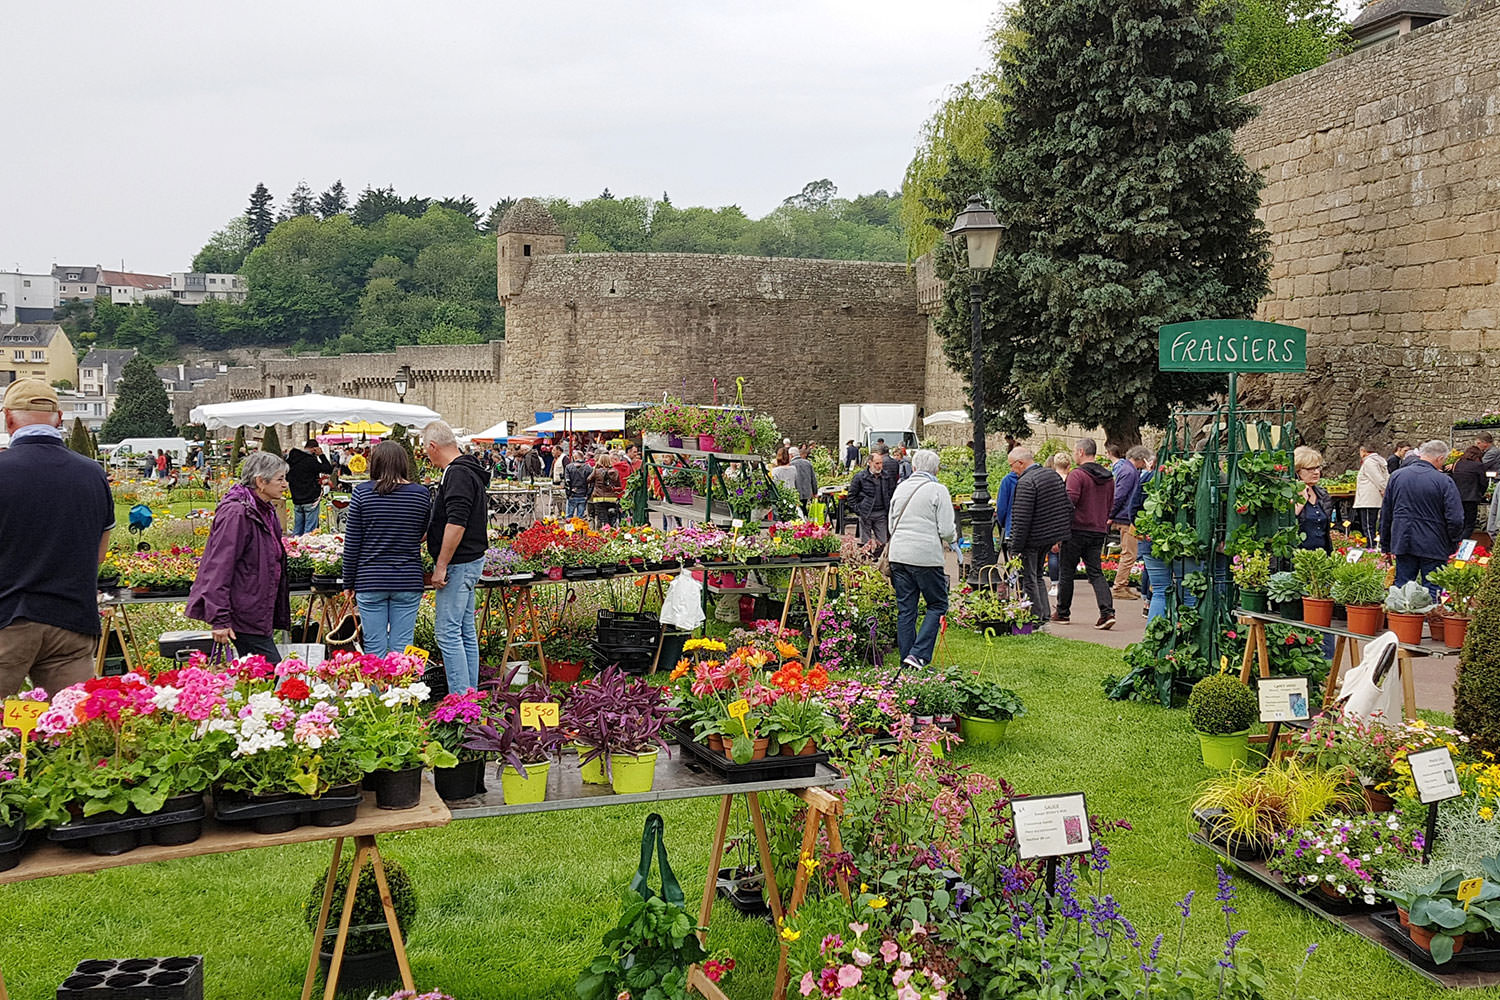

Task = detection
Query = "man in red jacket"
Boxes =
[1055,438,1116,629]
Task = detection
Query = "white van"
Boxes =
[106,437,191,468]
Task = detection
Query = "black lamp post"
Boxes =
[394,364,411,404]
[946,195,1005,586]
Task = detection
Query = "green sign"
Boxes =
[1158,320,1306,372]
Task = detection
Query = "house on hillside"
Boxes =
[0,324,77,388]
[170,272,247,304]
[79,347,137,414]
[0,273,59,324]
[1348,0,1456,47]
[99,270,172,304]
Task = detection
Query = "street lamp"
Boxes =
[946,195,1006,586]
[394,364,411,403]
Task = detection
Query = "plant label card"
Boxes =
[1408,745,1463,804]
[1258,677,1310,723]
[1459,877,1485,910]
[403,645,430,663]
[1344,548,1366,563]
[1011,792,1092,860]
[1456,540,1478,562]
[519,702,560,730]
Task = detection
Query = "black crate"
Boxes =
[57,956,203,1000]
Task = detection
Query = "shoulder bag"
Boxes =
[877,482,931,578]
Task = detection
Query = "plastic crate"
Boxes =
[57,956,203,1000]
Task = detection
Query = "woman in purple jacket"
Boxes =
[187,451,291,663]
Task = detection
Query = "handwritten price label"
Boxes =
[731,519,745,529]
[3,699,47,738]
[520,702,560,730]
[403,645,430,663]
[727,699,749,720]
[1459,877,1486,910]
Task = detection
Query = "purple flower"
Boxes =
[1215,865,1238,918]
[1177,890,1195,918]
[1305,942,1319,957]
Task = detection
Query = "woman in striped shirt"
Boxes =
[343,440,434,657]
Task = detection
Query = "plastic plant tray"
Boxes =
[212,787,363,833]
[1369,911,1500,973]
[49,798,207,856]
[56,956,204,1000]
[668,725,827,783]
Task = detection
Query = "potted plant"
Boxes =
[1331,560,1388,636]
[345,676,458,810]
[1,732,30,871]
[952,675,1026,747]
[425,688,488,801]
[1266,571,1302,620]
[1266,812,1423,906]
[462,707,567,807]
[303,855,417,991]
[1428,561,1484,649]
[1384,580,1434,645]
[1293,548,1339,627]
[542,630,592,683]
[1294,710,1400,811]
[1191,758,1358,859]
[1382,864,1500,963]
[564,665,673,794]
[764,660,835,756]
[1231,549,1271,613]
[1187,672,1257,769]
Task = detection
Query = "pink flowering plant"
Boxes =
[0,728,28,829]
[794,919,953,999]
[426,687,489,761]
[1266,812,1424,904]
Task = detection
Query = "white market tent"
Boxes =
[923,410,971,426]
[189,394,443,431]
[521,409,628,434]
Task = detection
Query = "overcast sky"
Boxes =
[5,0,997,275]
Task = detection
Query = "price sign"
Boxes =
[727,698,751,738]
[1459,877,1486,910]
[403,645,430,663]
[1345,548,1366,563]
[519,702,560,730]
[731,519,744,529]
[3,699,46,739]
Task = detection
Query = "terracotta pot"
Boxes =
[1302,597,1334,627]
[722,737,770,761]
[1398,906,1411,929]
[1363,785,1395,813]
[1386,611,1425,645]
[780,739,819,757]
[1443,614,1470,649]
[707,733,724,752]
[1317,881,1345,902]
[1408,923,1464,956]
[1428,611,1446,644]
[1344,603,1384,636]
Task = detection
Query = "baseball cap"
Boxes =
[2,379,60,412]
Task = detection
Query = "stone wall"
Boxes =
[497,253,928,443]
[1236,0,1500,462]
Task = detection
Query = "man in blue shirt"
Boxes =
[0,380,115,697]
[1108,445,1150,600]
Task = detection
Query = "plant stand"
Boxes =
[94,603,144,674]
[777,562,836,654]
[491,585,549,677]
[1233,611,1421,721]
[636,444,777,528]
[300,590,355,649]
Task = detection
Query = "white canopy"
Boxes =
[923,410,971,426]
[467,420,510,443]
[521,410,627,434]
[189,393,443,431]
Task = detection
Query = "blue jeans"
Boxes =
[891,563,949,664]
[1142,551,1200,623]
[356,590,423,658]
[434,557,484,693]
[1394,554,1444,599]
[1138,538,1154,606]
[292,500,321,535]
[566,496,588,519]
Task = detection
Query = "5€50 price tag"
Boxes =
[520,702,560,730]
[1459,877,1486,909]
[4,699,47,739]
[403,645,430,663]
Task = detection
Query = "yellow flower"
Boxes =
[780,925,801,942]
[800,856,820,873]
[868,897,888,909]
[860,883,868,893]
[1482,807,1495,821]
[684,638,727,653]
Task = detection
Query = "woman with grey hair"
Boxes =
[885,448,956,669]
[187,449,292,663]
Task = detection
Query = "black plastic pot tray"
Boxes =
[58,956,204,1000]
[717,866,771,917]
[213,788,362,829]
[668,725,828,782]
[49,799,206,855]
[0,820,27,871]
[1370,911,1500,973]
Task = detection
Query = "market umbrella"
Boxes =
[188,394,442,431]
[325,420,391,436]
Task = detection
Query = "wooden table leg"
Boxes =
[301,837,345,1000]
[115,604,142,671]
[1322,635,1348,709]
[823,810,851,904]
[323,837,372,1000]
[95,608,114,677]
[1399,649,1418,720]
[697,795,734,946]
[1238,620,1257,684]
[524,588,549,676]
[1254,622,1272,680]
[745,792,785,926]
[0,964,9,1000]
[368,840,417,993]
[804,565,833,655]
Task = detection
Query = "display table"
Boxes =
[450,751,849,1000]
[0,784,451,1000]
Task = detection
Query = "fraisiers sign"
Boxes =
[1158,319,1306,372]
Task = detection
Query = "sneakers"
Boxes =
[902,655,926,670]
[1094,613,1116,630]
[1050,612,1070,624]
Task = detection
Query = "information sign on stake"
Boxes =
[1409,746,1463,805]
[1258,678,1310,724]
[1456,540,1479,563]
[519,702,560,730]
[3,699,48,779]
[1011,792,1093,861]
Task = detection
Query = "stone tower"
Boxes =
[496,198,566,304]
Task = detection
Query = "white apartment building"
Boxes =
[0,272,59,324]
[170,272,247,305]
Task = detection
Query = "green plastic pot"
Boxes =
[958,715,1009,747]
[1239,589,1268,613]
[610,751,659,794]
[500,761,550,805]
[1197,730,1251,770]
[574,744,607,785]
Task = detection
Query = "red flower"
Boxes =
[1285,635,1296,645]
[1226,630,1238,640]
[276,677,311,701]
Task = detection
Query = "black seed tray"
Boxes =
[57,955,203,1000]
[1369,911,1500,972]
[716,866,771,917]
[0,819,28,872]
[668,725,827,782]
[213,787,363,834]
[49,798,206,856]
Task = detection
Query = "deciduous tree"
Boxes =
[193,217,255,274]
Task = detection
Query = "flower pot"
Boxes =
[936,714,957,731]
[546,566,564,581]
[147,792,205,846]
[958,715,1009,747]
[500,761,550,806]
[707,733,724,752]
[1344,603,1384,636]
[1275,597,1303,621]
[610,751,658,794]
[433,758,486,801]
[1197,729,1251,770]
[1427,612,1445,644]
[697,434,719,453]
[723,737,771,761]
[642,432,670,450]
[1386,610,1425,645]
[317,945,401,992]
[310,783,363,827]
[575,745,608,785]
[1398,906,1411,929]
[1239,589,1268,613]
[915,715,935,728]
[371,766,422,810]
[1408,923,1464,957]
[1363,784,1394,813]
[781,739,819,757]
[1011,622,1036,635]
[1443,615,1470,649]
[666,487,695,504]
[666,434,684,449]
[546,659,583,683]
[1302,597,1334,627]
[0,818,26,872]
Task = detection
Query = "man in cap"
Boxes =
[0,380,115,697]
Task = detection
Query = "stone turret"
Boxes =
[496,198,566,304]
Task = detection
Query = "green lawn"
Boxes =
[7,632,1498,999]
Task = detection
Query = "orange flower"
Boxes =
[669,658,691,681]
[775,640,802,662]
[806,665,829,691]
[744,649,771,670]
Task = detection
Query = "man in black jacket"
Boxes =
[423,420,493,693]
[844,453,890,554]
[1007,446,1073,624]
[285,439,332,535]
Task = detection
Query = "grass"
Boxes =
[7,630,1499,999]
